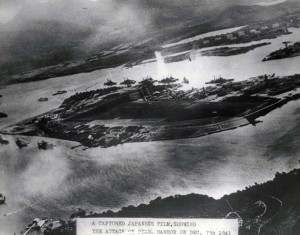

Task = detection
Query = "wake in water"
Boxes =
[3,202,38,217]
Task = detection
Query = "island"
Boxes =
[1,74,300,149]
[200,43,271,57]
[164,43,271,63]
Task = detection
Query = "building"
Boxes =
[238,31,245,36]
[203,40,210,45]
[226,33,233,39]
[272,23,280,28]
[250,29,260,34]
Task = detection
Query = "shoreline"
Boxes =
[2,21,300,86]
[2,73,300,148]
[0,96,295,234]
[28,167,300,235]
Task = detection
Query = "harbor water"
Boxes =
[1,26,300,234]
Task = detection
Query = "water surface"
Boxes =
[1,26,300,235]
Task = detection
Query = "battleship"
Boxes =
[205,76,234,85]
[263,41,300,61]
[104,79,117,86]
[15,138,28,149]
[158,76,179,84]
[120,78,136,87]
[37,140,54,150]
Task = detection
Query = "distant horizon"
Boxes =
[254,0,287,6]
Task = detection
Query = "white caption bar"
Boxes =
[77,218,238,235]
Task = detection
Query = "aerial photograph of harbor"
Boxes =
[1,0,300,234]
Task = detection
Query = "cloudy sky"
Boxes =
[0,0,291,75]
[0,0,154,59]
[0,0,149,30]
[0,0,288,25]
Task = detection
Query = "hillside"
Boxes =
[0,20,95,77]
[1,0,300,83]
[45,168,300,235]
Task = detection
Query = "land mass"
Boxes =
[33,167,300,235]
[164,43,271,63]
[201,43,271,57]
[2,74,300,148]
[2,1,300,85]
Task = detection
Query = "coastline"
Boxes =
[1,96,300,234]
[34,167,300,235]
[1,18,300,235]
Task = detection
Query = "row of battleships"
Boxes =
[16,138,54,150]
[37,77,189,103]
[0,135,54,150]
[104,76,189,87]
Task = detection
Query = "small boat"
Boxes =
[0,112,7,118]
[15,138,28,149]
[0,193,5,204]
[38,140,54,150]
[182,77,189,84]
[52,90,67,96]
[0,135,9,145]
[38,97,48,102]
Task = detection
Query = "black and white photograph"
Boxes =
[1,0,300,234]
